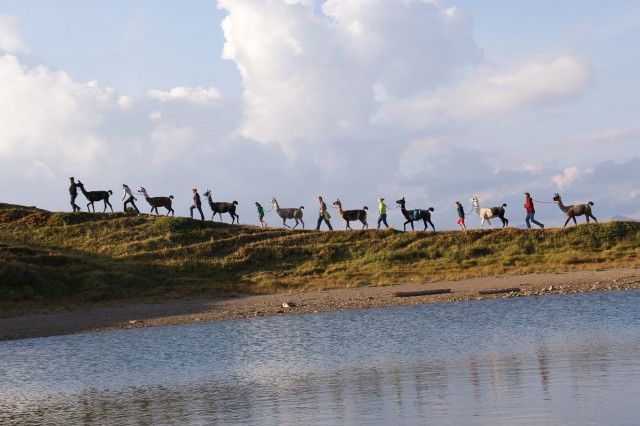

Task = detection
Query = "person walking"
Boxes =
[316,196,333,230]
[524,192,544,229]
[455,201,467,231]
[190,188,204,221]
[255,202,267,227]
[122,184,139,213]
[377,197,389,229]
[69,177,81,212]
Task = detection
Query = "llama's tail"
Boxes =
[233,201,238,205]
[363,206,368,210]
[169,195,174,199]
[428,207,435,212]
[588,201,594,206]
[502,203,507,207]
[108,190,113,195]
[300,206,305,210]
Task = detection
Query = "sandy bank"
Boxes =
[1,267,639,340]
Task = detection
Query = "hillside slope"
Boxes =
[1,203,639,312]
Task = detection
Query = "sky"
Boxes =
[1,0,639,229]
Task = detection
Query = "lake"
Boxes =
[2,290,640,425]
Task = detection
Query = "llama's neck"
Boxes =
[472,203,481,213]
[78,186,89,196]
[272,200,279,210]
[556,199,570,213]
[336,204,345,216]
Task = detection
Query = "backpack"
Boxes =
[410,209,422,220]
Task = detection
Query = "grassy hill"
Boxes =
[1,202,639,313]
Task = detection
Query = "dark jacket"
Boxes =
[193,192,201,206]
[456,204,465,218]
[69,183,77,196]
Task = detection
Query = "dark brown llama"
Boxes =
[204,190,239,224]
[396,197,435,231]
[76,181,113,212]
[333,199,368,230]
[138,187,174,216]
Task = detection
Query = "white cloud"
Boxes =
[148,86,221,104]
[0,13,26,54]
[373,55,591,129]
[150,124,195,163]
[553,166,580,189]
[0,54,107,171]
[218,0,481,146]
[117,95,133,109]
[149,110,162,121]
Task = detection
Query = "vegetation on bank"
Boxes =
[1,202,639,313]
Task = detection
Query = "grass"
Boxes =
[1,202,639,313]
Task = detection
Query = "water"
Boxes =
[2,291,640,425]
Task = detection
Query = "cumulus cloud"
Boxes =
[0,54,108,171]
[373,55,591,129]
[148,86,221,104]
[218,0,481,145]
[0,13,26,53]
[552,166,580,189]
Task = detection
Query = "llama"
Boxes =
[271,197,304,229]
[76,181,113,213]
[470,196,509,228]
[553,193,597,227]
[204,190,239,224]
[138,187,174,216]
[333,199,368,230]
[396,197,435,231]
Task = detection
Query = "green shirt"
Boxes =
[378,202,387,214]
[257,205,264,216]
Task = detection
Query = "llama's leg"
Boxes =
[423,219,427,231]
[486,218,493,228]
[410,221,414,231]
[479,217,484,229]
[300,218,304,229]
[283,218,290,228]
[403,220,409,231]
[585,215,590,223]
[564,217,571,227]
[572,216,577,226]
[362,219,368,230]
[590,214,598,223]
[292,219,298,229]
[346,221,351,230]
[428,219,435,232]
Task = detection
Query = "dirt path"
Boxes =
[2,267,639,340]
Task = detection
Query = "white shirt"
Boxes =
[122,186,134,200]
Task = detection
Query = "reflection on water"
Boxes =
[2,291,640,425]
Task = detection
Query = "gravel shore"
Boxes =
[2,267,639,340]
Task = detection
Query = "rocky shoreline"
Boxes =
[1,267,639,341]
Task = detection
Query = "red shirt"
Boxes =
[524,197,535,213]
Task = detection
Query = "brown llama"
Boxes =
[138,187,174,216]
[204,190,239,224]
[76,181,113,213]
[333,199,368,230]
[553,193,597,227]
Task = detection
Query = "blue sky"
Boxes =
[1,0,639,228]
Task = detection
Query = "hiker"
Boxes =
[122,184,139,213]
[190,188,204,221]
[69,177,81,212]
[455,201,467,231]
[316,196,333,230]
[377,197,389,229]
[524,192,544,229]
[255,202,267,227]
